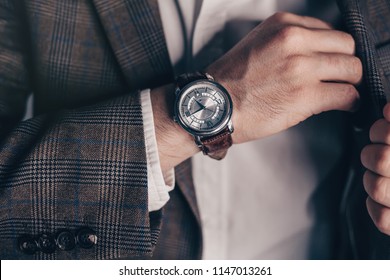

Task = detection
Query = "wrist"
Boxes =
[206,63,245,144]
[150,84,199,173]
[174,72,235,160]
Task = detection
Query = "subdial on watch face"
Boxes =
[179,85,227,132]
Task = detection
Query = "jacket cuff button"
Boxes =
[38,233,56,254]
[76,228,97,249]
[56,230,76,251]
[18,235,38,255]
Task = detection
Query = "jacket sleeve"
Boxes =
[0,0,160,260]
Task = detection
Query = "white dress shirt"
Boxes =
[143,0,343,259]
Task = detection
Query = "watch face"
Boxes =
[175,80,232,136]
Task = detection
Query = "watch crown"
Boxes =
[205,73,214,81]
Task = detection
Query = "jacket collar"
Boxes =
[92,0,174,89]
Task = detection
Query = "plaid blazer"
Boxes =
[0,0,201,260]
[0,0,389,260]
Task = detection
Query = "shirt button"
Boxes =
[76,228,97,249]
[38,233,56,254]
[18,235,38,255]
[56,230,76,251]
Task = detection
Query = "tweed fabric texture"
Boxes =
[0,0,187,259]
[338,0,389,121]
[337,0,390,259]
[2,0,390,260]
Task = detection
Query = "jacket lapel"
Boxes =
[91,0,174,89]
[337,0,390,259]
[338,0,388,121]
[366,0,390,99]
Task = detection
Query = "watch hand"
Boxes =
[203,107,214,112]
[190,107,205,116]
[195,99,206,109]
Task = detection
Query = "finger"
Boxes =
[314,83,359,113]
[306,29,356,55]
[363,170,390,208]
[298,15,333,30]
[314,53,362,85]
[383,103,390,122]
[271,12,333,29]
[274,26,355,56]
[369,118,390,144]
[361,144,390,177]
[366,197,390,235]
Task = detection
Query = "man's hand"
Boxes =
[153,12,362,172]
[207,12,362,143]
[361,103,390,236]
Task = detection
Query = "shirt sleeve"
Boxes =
[140,89,175,212]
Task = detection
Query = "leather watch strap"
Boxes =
[176,72,208,89]
[199,126,233,160]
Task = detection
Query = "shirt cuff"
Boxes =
[141,89,175,212]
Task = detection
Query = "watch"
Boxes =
[174,72,234,160]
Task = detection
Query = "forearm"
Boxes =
[151,84,200,173]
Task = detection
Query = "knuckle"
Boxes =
[284,55,307,76]
[371,176,388,204]
[344,33,356,53]
[277,25,304,47]
[350,56,363,81]
[270,12,290,23]
[375,147,390,173]
[337,31,355,54]
[351,56,362,72]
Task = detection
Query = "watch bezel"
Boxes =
[174,79,233,137]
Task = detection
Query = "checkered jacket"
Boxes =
[0,0,201,260]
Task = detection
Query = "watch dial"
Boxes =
[177,81,231,134]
